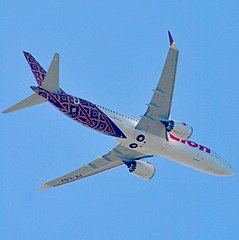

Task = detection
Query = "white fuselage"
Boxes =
[99,106,234,176]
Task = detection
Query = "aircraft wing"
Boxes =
[39,144,148,190]
[136,32,179,139]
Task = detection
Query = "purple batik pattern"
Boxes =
[23,51,46,86]
[35,87,126,138]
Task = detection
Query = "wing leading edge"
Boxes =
[39,145,150,190]
[136,32,179,139]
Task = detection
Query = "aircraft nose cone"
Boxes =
[210,154,235,176]
[223,164,235,176]
[220,158,235,176]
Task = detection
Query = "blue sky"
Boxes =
[1,1,239,239]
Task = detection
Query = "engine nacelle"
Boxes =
[161,120,193,140]
[125,160,156,180]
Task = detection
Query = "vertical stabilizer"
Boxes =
[41,53,60,93]
[23,51,47,86]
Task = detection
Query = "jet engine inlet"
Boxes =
[161,120,193,140]
[125,160,156,180]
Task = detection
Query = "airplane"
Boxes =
[3,32,235,190]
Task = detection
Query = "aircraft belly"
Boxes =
[114,125,214,174]
[115,127,168,156]
[161,139,213,174]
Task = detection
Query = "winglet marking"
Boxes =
[168,31,174,46]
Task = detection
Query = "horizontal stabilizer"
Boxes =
[41,53,59,93]
[39,183,51,191]
[2,93,47,114]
